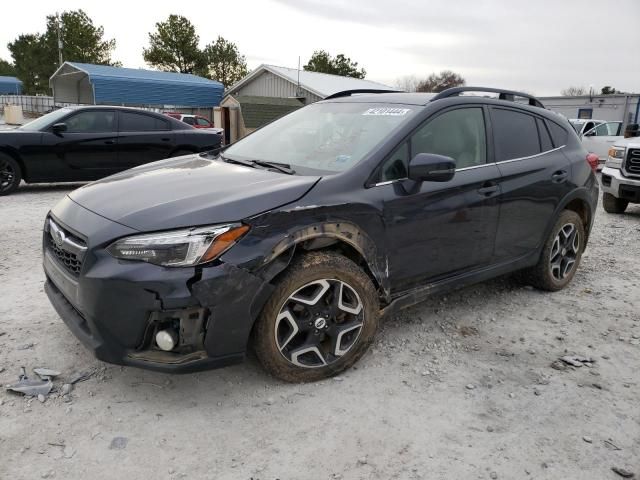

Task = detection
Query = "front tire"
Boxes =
[602,193,628,214]
[524,210,585,292]
[0,153,21,196]
[253,252,379,382]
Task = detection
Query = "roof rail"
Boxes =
[431,87,545,108]
[324,89,401,100]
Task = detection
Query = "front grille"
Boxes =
[624,148,640,177]
[46,219,87,277]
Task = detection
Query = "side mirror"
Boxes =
[408,153,456,182]
[584,129,596,137]
[52,123,67,133]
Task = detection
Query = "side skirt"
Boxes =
[380,251,539,318]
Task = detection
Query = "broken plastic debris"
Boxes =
[34,368,61,379]
[559,355,594,367]
[5,368,53,397]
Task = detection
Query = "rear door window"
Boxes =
[491,108,540,161]
[536,118,554,152]
[196,117,211,127]
[119,112,169,131]
[183,117,196,125]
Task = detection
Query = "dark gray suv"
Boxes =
[43,87,599,382]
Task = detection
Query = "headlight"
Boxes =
[606,147,625,169]
[107,224,249,267]
[608,147,625,159]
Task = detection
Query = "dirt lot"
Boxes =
[1,183,638,480]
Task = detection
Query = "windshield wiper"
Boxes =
[219,155,295,175]
[219,155,255,168]
[249,160,296,175]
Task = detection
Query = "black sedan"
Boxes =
[0,106,222,195]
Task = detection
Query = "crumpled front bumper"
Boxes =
[43,196,273,373]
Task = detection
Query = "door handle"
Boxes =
[104,140,115,145]
[477,182,498,195]
[551,170,568,183]
[161,138,171,142]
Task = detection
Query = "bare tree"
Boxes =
[415,70,465,93]
[395,75,419,92]
[561,86,587,96]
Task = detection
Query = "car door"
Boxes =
[490,108,574,262]
[43,109,118,180]
[379,106,502,292]
[116,111,175,169]
[581,121,623,161]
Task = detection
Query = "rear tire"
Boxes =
[602,193,628,214]
[523,210,585,292]
[253,251,379,382]
[0,153,21,196]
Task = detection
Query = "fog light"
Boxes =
[155,329,178,351]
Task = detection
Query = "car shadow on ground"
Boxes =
[14,182,87,195]
[92,276,518,404]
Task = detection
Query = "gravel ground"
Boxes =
[1,183,639,480]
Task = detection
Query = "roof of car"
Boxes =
[322,92,438,105]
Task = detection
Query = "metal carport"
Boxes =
[0,76,23,94]
[50,62,224,107]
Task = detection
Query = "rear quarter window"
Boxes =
[546,120,569,147]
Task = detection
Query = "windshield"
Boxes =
[19,108,72,131]
[223,102,418,174]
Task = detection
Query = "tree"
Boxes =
[560,86,587,96]
[304,50,366,79]
[8,34,49,94]
[200,37,248,87]
[0,59,17,77]
[8,10,117,95]
[395,75,419,92]
[415,70,465,93]
[143,15,204,74]
[601,86,617,95]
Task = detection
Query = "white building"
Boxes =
[539,93,640,126]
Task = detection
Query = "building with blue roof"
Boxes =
[0,76,23,95]
[50,62,223,108]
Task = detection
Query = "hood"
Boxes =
[614,138,640,148]
[69,155,321,231]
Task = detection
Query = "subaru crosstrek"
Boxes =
[43,87,599,382]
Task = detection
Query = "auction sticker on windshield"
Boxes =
[363,108,411,116]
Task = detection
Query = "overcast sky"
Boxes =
[1,0,638,96]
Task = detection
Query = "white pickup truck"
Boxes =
[570,119,624,170]
[601,138,640,213]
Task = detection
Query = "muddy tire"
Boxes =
[253,251,379,382]
[0,153,21,196]
[602,193,628,214]
[523,210,585,292]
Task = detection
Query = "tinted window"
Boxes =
[380,141,409,181]
[491,108,540,161]
[196,117,211,127]
[411,108,486,169]
[65,111,115,133]
[536,118,553,152]
[183,117,196,125]
[547,121,569,147]
[120,112,169,131]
